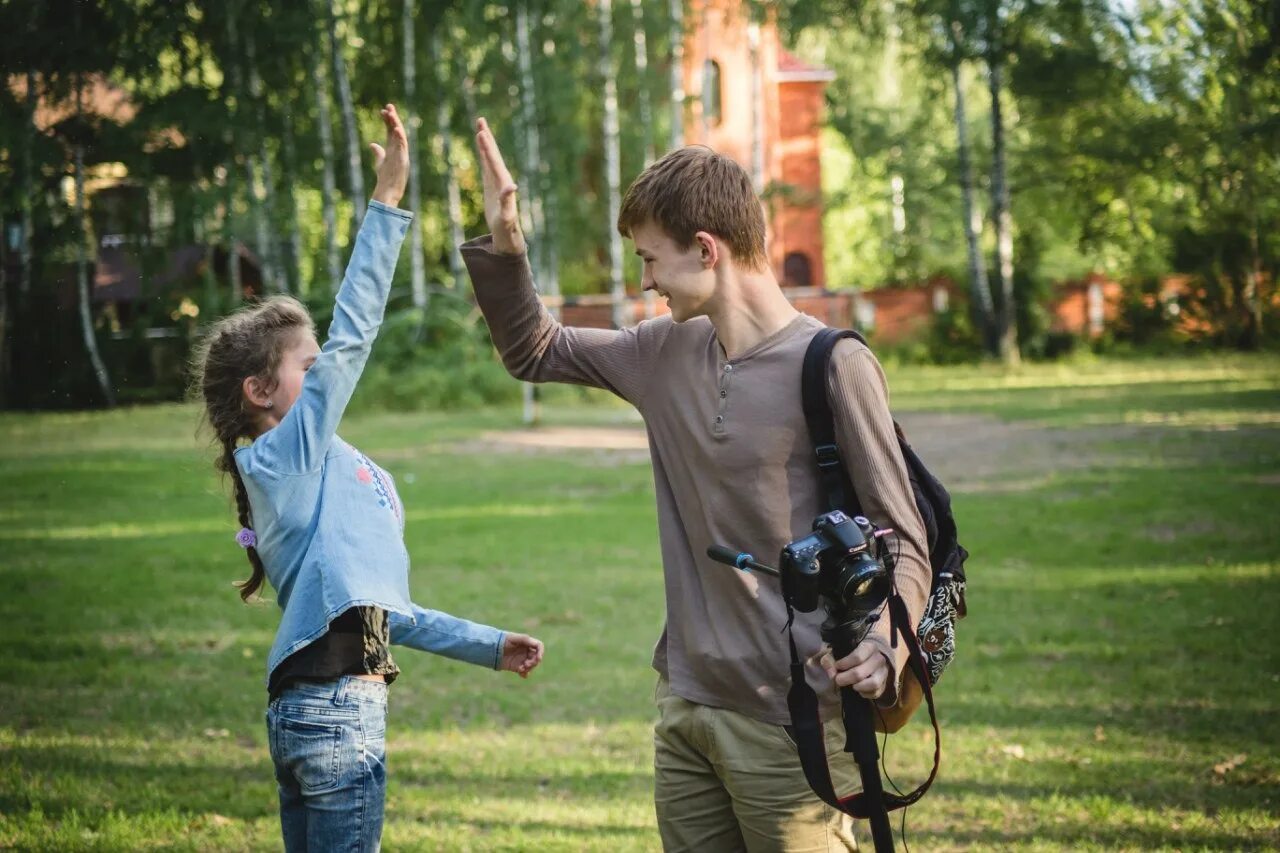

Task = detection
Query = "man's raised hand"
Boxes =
[474,117,527,255]
[371,103,409,208]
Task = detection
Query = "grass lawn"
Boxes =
[1,353,1277,851]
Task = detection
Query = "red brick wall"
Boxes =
[682,1,830,286]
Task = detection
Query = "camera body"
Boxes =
[780,510,892,648]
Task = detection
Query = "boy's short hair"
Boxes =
[617,145,769,271]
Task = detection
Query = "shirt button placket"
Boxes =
[715,363,733,435]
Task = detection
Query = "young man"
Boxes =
[462,118,931,852]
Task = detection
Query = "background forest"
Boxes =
[0,0,1276,410]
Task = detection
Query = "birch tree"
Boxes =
[309,7,342,294]
[403,0,427,312]
[599,0,626,330]
[72,74,115,406]
[330,0,366,232]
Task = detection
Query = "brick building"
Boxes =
[681,0,835,289]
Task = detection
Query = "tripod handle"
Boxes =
[706,545,781,578]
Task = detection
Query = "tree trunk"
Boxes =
[434,28,466,293]
[402,0,427,313]
[223,2,244,305]
[631,0,655,166]
[669,0,685,150]
[600,0,626,330]
[516,1,553,294]
[988,56,1020,365]
[950,34,995,353]
[279,110,304,295]
[245,31,281,293]
[20,71,35,300]
[331,0,366,233]
[73,77,115,406]
[747,21,764,193]
[310,7,342,294]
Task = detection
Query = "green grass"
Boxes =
[1,353,1278,850]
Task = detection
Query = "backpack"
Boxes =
[779,327,969,825]
[801,328,969,691]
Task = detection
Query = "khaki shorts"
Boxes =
[653,677,860,852]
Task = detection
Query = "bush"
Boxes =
[348,290,523,411]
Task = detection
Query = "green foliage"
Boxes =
[352,298,522,411]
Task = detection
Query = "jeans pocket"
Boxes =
[277,715,344,792]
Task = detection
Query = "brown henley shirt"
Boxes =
[462,235,931,726]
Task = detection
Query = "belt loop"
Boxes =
[333,675,350,706]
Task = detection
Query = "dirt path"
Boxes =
[466,413,1142,492]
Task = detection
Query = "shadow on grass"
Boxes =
[907,817,1272,851]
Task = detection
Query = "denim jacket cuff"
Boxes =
[368,198,414,222]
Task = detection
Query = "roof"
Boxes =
[777,49,836,83]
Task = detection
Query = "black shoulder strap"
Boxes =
[802,328,867,515]
[792,326,941,818]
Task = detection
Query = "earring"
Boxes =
[264,401,274,409]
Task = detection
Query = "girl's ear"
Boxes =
[242,375,272,410]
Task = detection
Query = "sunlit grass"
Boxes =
[1,354,1277,850]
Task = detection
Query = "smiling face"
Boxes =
[632,220,718,323]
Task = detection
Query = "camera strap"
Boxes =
[785,600,941,818]
[789,327,942,817]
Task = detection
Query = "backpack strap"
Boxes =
[789,327,942,818]
[801,328,866,516]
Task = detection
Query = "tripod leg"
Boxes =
[841,687,895,853]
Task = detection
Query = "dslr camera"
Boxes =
[780,510,893,647]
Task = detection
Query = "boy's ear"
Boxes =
[694,231,719,269]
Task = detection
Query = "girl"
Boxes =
[193,104,544,852]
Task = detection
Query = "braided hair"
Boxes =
[190,296,315,601]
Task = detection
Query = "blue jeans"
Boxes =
[267,676,388,852]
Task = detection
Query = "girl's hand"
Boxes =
[474,117,527,255]
[370,103,409,208]
[500,632,544,679]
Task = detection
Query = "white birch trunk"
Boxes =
[403,0,427,312]
[988,56,1020,365]
[747,22,764,194]
[669,0,684,150]
[279,111,304,295]
[73,77,115,406]
[245,31,281,292]
[434,27,466,293]
[949,34,994,351]
[600,0,626,330]
[223,3,244,305]
[20,71,35,299]
[310,9,342,294]
[631,0,655,166]
[331,0,366,231]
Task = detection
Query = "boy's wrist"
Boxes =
[371,187,403,208]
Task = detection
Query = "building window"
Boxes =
[855,298,876,331]
[703,60,723,126]
[932,285,949,313]
[783,252,812,287]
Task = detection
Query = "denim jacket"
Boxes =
[235,201,505,684]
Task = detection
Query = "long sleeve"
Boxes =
[827,340,932,714]
[460,235,672,408]
[389,603,506,670]
[248,200,412,475]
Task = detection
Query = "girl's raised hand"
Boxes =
[370,103,409,208]
[499,632,545,679]
[474,117,527,255]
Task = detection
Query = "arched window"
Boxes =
[703,59,723,126]
[783,252,812,287]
